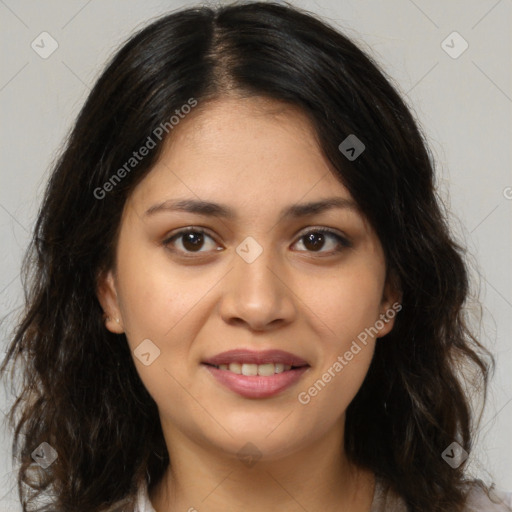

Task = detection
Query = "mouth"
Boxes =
[201,349,311,398]
[201,348,310,375]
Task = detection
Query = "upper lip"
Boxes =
[202,349,309,367]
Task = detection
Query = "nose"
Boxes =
[218,242,296,332]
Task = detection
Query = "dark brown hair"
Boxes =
[0,2,496,511]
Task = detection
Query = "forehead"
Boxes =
[128,96,353,214]
[165,96,325,169]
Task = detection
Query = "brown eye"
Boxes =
[293,228,351,254]
[163,228,220,255]
[180,231,206,251]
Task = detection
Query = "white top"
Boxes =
[134,477,512,512]
[135,480,157,512]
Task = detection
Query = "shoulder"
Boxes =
[371,476,512,512]
[463,482,512,512]
[137,476,512,512]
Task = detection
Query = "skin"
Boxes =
[97,96,401,512]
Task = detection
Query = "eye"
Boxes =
[162,226,351,258]
[162,227,221,257]
[292,228,351,255]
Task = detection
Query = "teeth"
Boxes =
[216,363,293,375]
[242,364,258,376]
[274,363,285,374]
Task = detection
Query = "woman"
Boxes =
[1,2,510,511]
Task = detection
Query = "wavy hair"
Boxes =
[0,2,495,511]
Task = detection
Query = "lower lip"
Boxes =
[202,364,310,398]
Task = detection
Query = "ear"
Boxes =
[376,271,402,338]
[96,269,124,334]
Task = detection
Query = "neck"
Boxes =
[149,418,375,512]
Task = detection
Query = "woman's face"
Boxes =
[98,96,399,462]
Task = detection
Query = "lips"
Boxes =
[204,364,309,398]
[202,349,309,367]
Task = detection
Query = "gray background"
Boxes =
[1,0,511,509]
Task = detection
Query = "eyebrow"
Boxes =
[144,197,358,221]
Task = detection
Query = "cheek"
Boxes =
[298,336,376,418]
[115,256,205,413]
[306,266,385,341]
[115,241,205,346]
[296,267,382,409]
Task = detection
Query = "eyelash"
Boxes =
[162,226,351,258]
